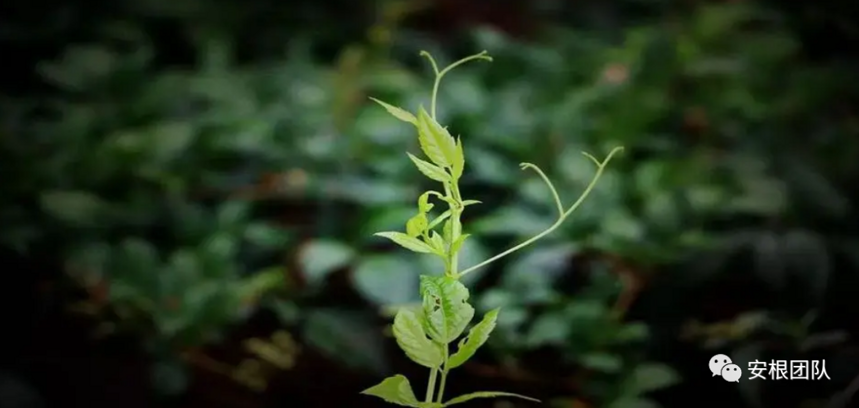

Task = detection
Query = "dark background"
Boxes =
[1,0,859,407]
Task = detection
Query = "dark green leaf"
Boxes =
[39,190,105,226]
[630,363,680,393]
[305,309,387,373]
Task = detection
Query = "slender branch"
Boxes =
[458,147,624,278]
[421,50,492,119]
[436,346,450,403]
[425,367,438,403]
[520,163,564,217]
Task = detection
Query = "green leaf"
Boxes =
[447,308,499,369]
[408,153,451,183]
[353,255,421,305]
[581,352,623,372]
[418,192,436,213]
[608,398,660,408]
[450,234,471,255]
[406,214,429,237]
[39,190,105,226]
[392,308,443,368]
[416,106,458,168]
[630,363,680,393]
[429,231,446,254]
[369,97,417,125]
[419,275,475,343]
[452,137,465,179]
[375,232,436,254]
[444,391,540,406]
[361,374,422,407]
[306,309,388,373]
[298,240,354,288]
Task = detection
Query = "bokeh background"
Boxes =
[2,0,859,407]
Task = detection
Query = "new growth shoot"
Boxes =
[362,50,622,407]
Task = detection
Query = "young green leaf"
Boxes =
[447,308,499,369]
[408,153,451,183]
[450,234,471,255]
[444,392,540,406]
[392,308,444,368]
[369,97,417,125]
[451,137,465,179]
[462,200,482,207]
[417,107,458,168]
[361,374,422,407]
[429,231,446,254]
[376,232,436,254]
[418,192,436,213]
[419,275,475,343]
[406,214,428,238]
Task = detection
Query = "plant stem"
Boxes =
[421,50,492,120]
[457,147,624,278]
[425,367,438,403]
[436,346,450,404]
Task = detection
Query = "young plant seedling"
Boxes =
[361,50,623,407]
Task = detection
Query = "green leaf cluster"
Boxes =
[362,50,622,407]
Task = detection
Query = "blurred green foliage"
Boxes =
[1,0,857,406]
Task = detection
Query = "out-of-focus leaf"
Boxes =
[39,190,106,226]
[580,352,623,372]
[298,240,354,288]
[353,255,421,306]
[630,363,680,393]
[304,308,387,373]
[526,310,569,347]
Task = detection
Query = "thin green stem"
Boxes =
[436,350,449,404]
[425,367,438,403]
[421,50,492,119]
[458,147,624,278]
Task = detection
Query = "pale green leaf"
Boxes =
[361,374,421,407]
[392,308,443,368]
[444,391,540,406]
[416,107,458,168]
[418,192,436,213]
[369,97,417,125]
[452,137,465,179]
[447,308,498,369]
[419,275,474,343]
[462,200,482,207]
[429,231,446,254]
[406,214,428,238]
[375,232,436,254]
[450,234,471,255]
[408,153,451,183]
